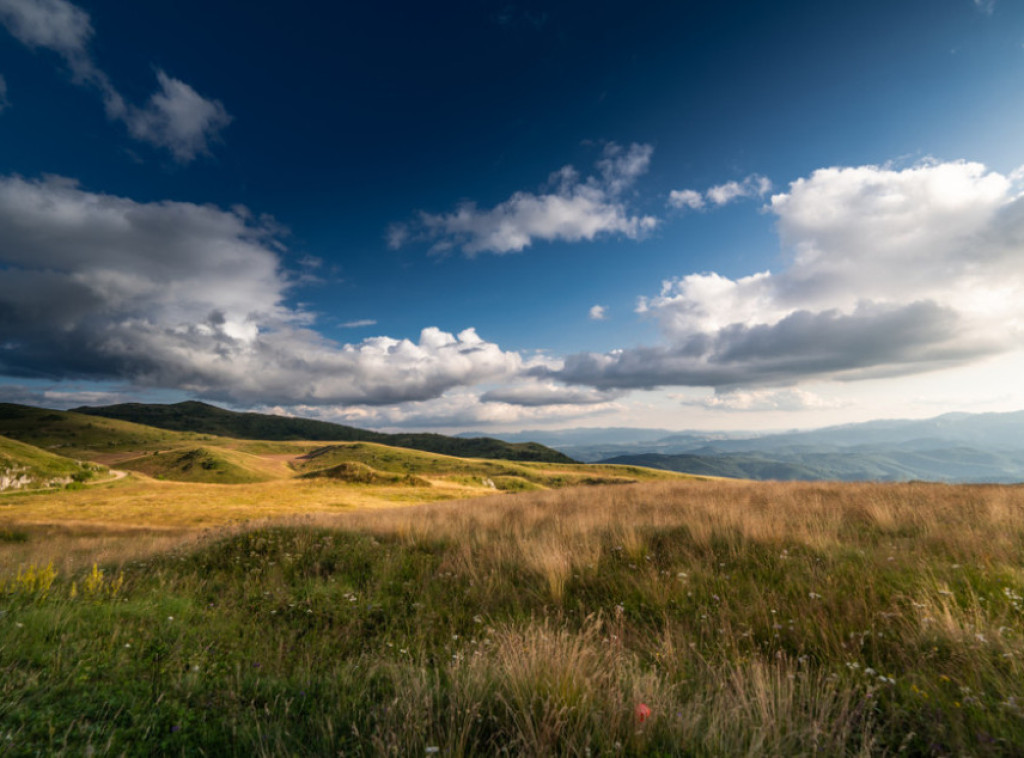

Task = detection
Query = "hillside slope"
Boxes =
[115,447,275,484]
[292,442,682,490]
[73,401,575,463]
[0,403,194,458]
[0,434,102,491]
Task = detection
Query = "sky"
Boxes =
[2,0,1024,433]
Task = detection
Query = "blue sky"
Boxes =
[2,0,1024,432]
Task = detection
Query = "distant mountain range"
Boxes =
[471,411,1024,483]
[70,401,575,464]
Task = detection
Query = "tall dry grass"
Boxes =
[3,478,1024,755]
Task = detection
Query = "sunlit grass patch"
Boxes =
[2,479,1024,754]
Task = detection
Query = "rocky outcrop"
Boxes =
[0,466,34,491]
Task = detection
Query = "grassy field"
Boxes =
[2,478,1024,755]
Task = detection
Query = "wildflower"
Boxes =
[425,748,440,754]
[635,703,652,723]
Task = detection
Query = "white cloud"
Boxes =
[974,0,995,14]
[340,319,377,329]
[123,71,232,163]
[310,388,623,431]
[0,0,229,162]
[481,380,620,407]
[395,142,657,255]
[705,174,772,206]
[0,0,90,57]
[668,174,771,211]
[551,159,1024,394]
[0,175,525,405]
[589,304,607,321]
[667,189,704,210]
[695,388,845,412]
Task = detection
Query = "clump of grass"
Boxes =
[0,528,28,543]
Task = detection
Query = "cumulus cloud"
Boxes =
[312,389,623,431]
[667,189,704,210]
[0,0,229,161]
[588,304,607,321]
[669,174,772,211]
[550,160,1024,393]
[706,174,772,206]
[0,0,91,60]
[122,71,231,162]
[392,142,657,255]
[0,175,524,405]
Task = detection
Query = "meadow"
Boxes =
[2,476,1024,755]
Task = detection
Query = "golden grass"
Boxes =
[6,477,1023,579]
[4,476,1024,754]
[320,478,1007,548]
[0,472,499,532]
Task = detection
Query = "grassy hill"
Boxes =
[0,403,681,489]
[292,442,680,490]
[0,434,102,491]
[0,403,197,458]
[114,447,275,484]
[73,401,575,463]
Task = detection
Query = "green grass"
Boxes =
[0,404,198,458]
[115,447,274,484]
[0,435,104,491]
[3,480,1024,755]
[292,442,681,489]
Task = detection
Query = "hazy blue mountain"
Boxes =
[601,446,1024,483]
[485,410,1024,481]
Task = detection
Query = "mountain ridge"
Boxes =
[71,401,576,464]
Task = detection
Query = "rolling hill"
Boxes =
[0,403,193,458]
[72,401,575,463]
[0,434,103,491]
[114,447,275,484]
[0,402,682,489]
[290,441,679,490]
